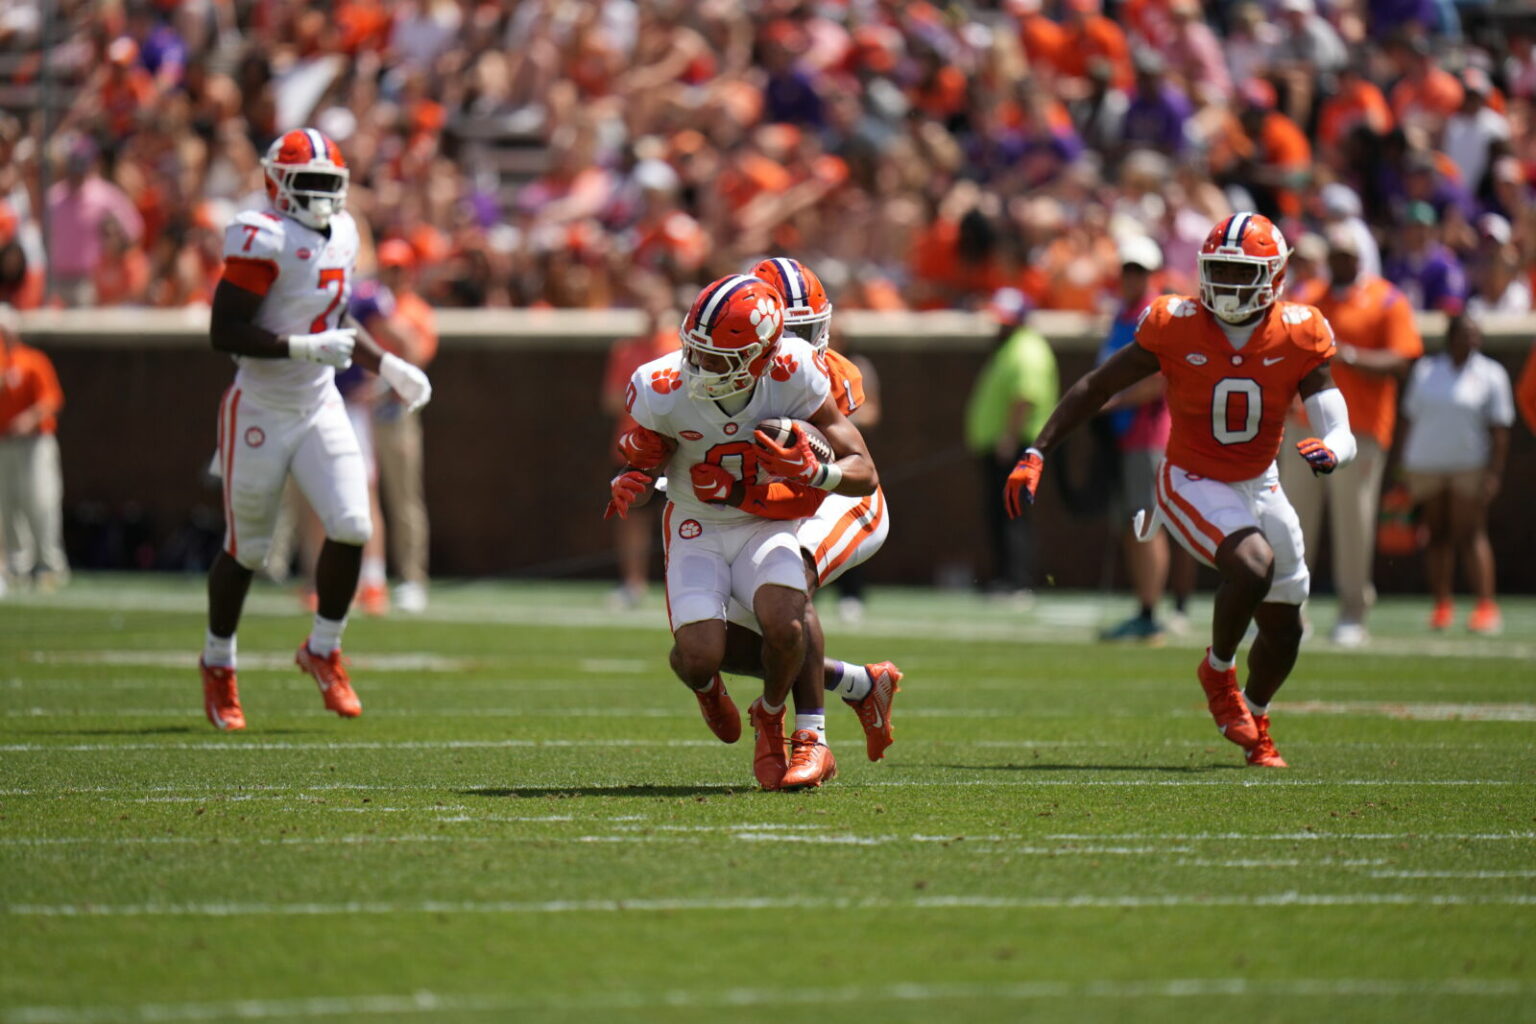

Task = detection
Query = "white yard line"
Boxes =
[1281,701,1536,722]
[1044,832,1536,841]
[5,977,1529,1024]
[22,651,474,672]
[6,893,1536,920]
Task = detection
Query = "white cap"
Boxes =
[1118,234,1164,272]
[1478,212,1512,245]
[1280,0,1314,13]
[633,158,680,193]
[1320,182,1362,218]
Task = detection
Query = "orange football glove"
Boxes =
[617,426,675,471]
[604,470,652,520]
[690,462,736,504]
[1003,448,1044,519]
[753,427,820,483]
[1296,437,1339,475]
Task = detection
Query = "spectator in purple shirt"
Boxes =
[1384,201,1467,311]
[761,22,825,128]
[1121,51,1192,157]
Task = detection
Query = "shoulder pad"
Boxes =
[224,211,286,262]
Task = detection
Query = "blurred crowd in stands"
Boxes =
[1,0,1532,317]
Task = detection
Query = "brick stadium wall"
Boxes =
[28,310,1536,593]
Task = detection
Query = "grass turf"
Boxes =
[2,575,1533,1024]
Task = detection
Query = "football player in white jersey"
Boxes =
[606,274,878,790]
[199,128,432,731]
[711,258,900,786]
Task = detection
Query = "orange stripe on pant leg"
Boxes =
[812,495,873,568]
[222,389,242,558]
[819,491,885,583]
[1155,467,1217,564]
[1161,462,1226,555]
[662,502,674,633]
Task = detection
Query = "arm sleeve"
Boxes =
[221,214,284,296]
[1303,386,1357,466]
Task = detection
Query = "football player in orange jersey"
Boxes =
[1003,214,1358,767]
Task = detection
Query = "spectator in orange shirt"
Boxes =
[1057,0,1133,90]
[1389,36,1464,134]
[600,276,679,608]
[0,243,45,312]
[1316,64,1395,163]
[0,306,69,591]
[1283,226,1423,646]
[92,215,151,307]
[1235,78,1313,220]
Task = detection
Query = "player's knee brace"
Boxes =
[326,511,373,547]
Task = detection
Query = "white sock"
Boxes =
[203,631,236,669]
[1243,692,1268,716]
[308,614,347,656]
[795,712,826,745]
[760,698,785,716]
[827,661,872,701]
[360,555,386,586]
[1207,650,1237,672]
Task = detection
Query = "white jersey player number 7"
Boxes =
[221,207,360,412]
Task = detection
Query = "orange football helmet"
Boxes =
[751,257,832,350]
[680,274,786,400]
[1198,212,1289,324]
[262,129,349,230]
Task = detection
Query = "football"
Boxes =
[755,417,834,463]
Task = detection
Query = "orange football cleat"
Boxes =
[845,661,902,761]
[781,730,838,790]
[1197,650,1258,748]
[1245,714,1288,767]
[358,583,389,617]
[748,698,788,790]
[200,660,246,731]
[295,644,362,717]
[693,675,741,743]
[1468,600,1502,636]
[1429,601,1453,631]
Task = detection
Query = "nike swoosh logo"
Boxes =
[1263,356,1285,366]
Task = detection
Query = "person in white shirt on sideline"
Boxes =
[1399,310,1514,635]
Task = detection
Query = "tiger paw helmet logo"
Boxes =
[770,354,798,382]
[678,519,702,539]
[750,297,781,341]
[650,368,683,394]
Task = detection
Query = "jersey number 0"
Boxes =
[1212,378,1261,445]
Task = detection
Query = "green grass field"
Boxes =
[2,576,1534,1024]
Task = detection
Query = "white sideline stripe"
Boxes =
[6,978,1529,1024]
[8,893,1536,919]
[23,651,473,672]
[31,587,1536,661]
[0,739,720,752]
[1367,870,1536,879]
[1280,700,1536,722]
[1045,832,1536,841]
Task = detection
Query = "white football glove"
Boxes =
[288,328,356,369]
[380,352,432,413]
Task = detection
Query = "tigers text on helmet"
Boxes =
[751,257,832,350]
[679,274,786,401]
[1198,213,1289,324]
[263,129,349,231]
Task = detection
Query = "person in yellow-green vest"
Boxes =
[965,288,1059,597]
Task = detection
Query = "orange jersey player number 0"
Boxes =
[1136,296,1336,483]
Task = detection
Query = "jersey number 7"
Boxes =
[311,268,346,333]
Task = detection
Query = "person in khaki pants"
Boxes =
[0,305,69,592]
[366,242,437,613]
[1283,227,1423,646]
